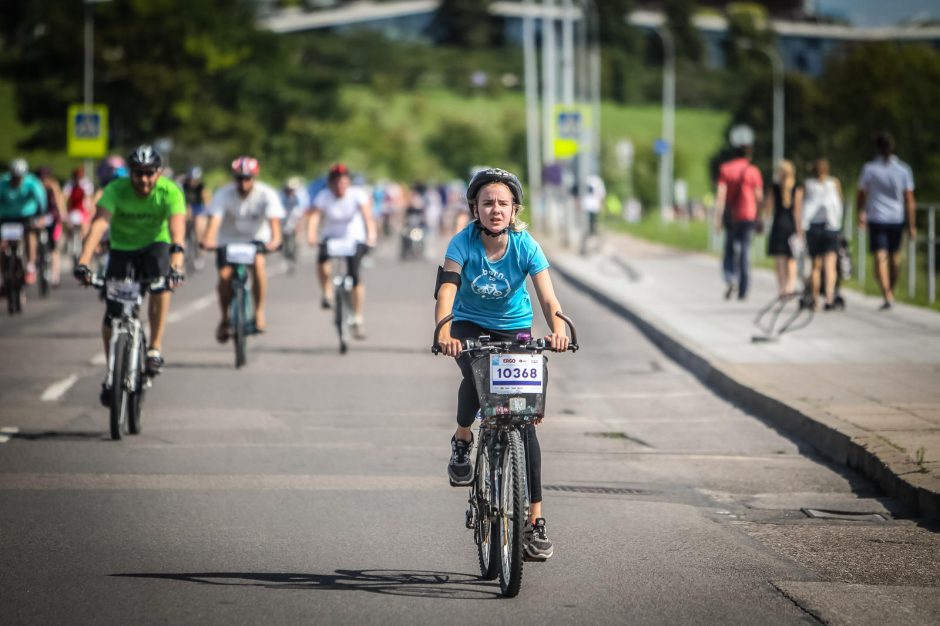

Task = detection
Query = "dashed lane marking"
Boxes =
[166,293,215,324]
[0,427,17,444]
[40,375,79,402]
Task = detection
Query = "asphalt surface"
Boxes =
[1,237,938,625]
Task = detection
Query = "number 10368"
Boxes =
[496,367,539,379]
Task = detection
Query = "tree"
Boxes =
[427,0,500,48]
[663,0,702,62]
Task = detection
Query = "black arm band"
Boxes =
[434,265,461,300]
[170,243,185,254]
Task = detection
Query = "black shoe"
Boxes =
[448,435,474,486]
[880,300,893,311]
[145,349,164,375]
[99,383,111,408]
[321,296,332,310]
[724,284,735,300]
[523,518,554,561]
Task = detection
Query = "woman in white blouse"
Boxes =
[801,159,843,310]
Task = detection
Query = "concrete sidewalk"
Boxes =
[548,232,940,520]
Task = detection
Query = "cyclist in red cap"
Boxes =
[202,156,284,341]
[307,163,377,339]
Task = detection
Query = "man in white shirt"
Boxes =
[580,173,606,236]
[856,132,916,310]
[306,163,376,338]
[202,156,285,339]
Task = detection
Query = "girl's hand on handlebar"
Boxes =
[545,332,569,352]
[437,333,462,358]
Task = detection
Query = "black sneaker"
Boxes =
[448,435,474,486]
[99,383,111,407]
[523,518,554,561]
[321,296,332,310]
[145,349,164,375]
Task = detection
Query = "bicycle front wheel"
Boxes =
[476,434,499,580]
[497,429,527,597]
[233,286,246,368]
[127,335,145,435]
[109,334,130,440]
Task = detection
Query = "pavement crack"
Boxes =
[769,581,826,624]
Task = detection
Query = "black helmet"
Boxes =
[127,144,163,170]
[466,168,523,205]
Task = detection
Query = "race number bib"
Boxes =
[326,238,358,258]
[225,243,257,265]
[106,280,141,305]
[490,354,544,394]
[1,223,25,241]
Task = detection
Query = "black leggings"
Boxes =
[451,320,543,503]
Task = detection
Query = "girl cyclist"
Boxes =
[434,167,570,561]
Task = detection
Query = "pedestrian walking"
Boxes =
[714,125,763,300]
[801,158,844,310]
[580,173,606,236]
[764,159,801,296]
[856,132,916,310]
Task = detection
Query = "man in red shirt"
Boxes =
[714,125,763,300]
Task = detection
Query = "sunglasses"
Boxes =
[132,169,157,178]
[235,175,255,182]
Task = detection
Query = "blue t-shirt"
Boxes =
[445,224,550,330]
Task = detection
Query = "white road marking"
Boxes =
[40,375,79,402]
[0,473,442,491]
[90,354,106,366]
[0,437,9,444]
[0,427,19,434]
[166,293,215,324]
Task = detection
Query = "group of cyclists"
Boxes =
[4,148,574,565]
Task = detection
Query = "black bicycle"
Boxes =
[325,237,363,354]
[433,312,578,597]
[207,242,270,369]
[88,271,170,440]
[1,220,29,314]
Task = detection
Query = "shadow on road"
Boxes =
[111,569,501,599]
[253,345,429,356]
[10,430,106,442]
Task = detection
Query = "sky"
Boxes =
[816,0,940,26]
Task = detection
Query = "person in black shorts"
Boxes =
[764,159,800,296]
[856,132,916,310]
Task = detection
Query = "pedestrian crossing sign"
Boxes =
[67,104,109,158]
[553,106,588,160]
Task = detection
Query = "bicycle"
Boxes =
[325,237,362,355]
[34,213,54,298]
[208,241,269,369]
[87,271,170,440]
[432,312,579,597]
[1,220,28,314]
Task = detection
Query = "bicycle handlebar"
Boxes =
[431,312,579,355]
[199,241,276,254]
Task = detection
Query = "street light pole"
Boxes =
[740,41,785,167]
[523,0,543,229]
[658,26,675,221]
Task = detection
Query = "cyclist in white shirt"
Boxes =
[202,156,284,341]
[306,163,377,339]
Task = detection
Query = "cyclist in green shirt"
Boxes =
[75,145,186,404]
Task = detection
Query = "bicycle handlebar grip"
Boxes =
[555,312,579,351]
[432,313,454,353]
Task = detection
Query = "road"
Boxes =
[1,238,938,625]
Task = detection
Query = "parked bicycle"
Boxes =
[432,311,579,597]
[87,271,170,440]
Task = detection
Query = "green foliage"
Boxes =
[663,0,702,61]
[428,0,500,48]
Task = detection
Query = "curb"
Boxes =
[551,258,940,521]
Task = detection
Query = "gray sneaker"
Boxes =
[524,518,554,561]
[447,435,474,486]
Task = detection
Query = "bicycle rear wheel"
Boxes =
[37,240,49,298]
[233,286,247,368]
[334,286,349,354]
[109,334,130,440]
[475,434,499,580]
[497,429,527,597]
